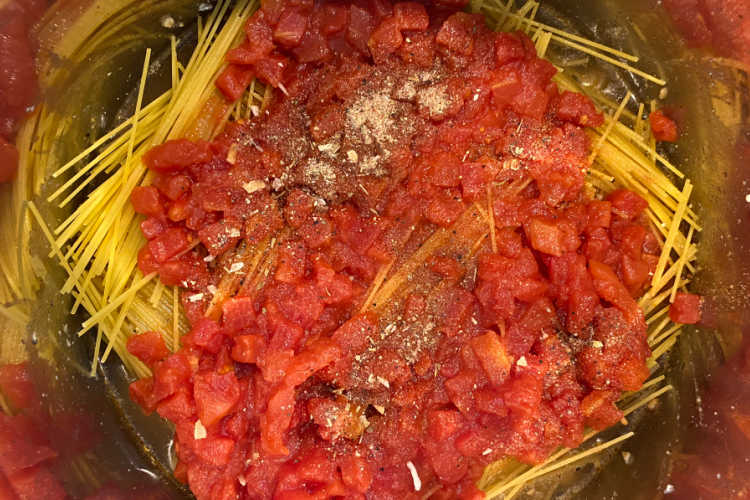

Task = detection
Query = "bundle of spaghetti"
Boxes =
[16,0,265,377]
[468,1,699,496]
[13,0,700,496]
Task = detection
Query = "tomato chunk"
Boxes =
[193,371,241,427]
[127,331,170,366]
[143,139,212,172]
[650,109,678,142]
[670,292,703,324]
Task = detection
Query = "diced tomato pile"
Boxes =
[0,0,47,183]
[128,1,663,499]
[0,363,66,500]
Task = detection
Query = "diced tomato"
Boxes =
[198,218,242,256]
[193,436,235,467]
[589,259,641,323]
[242,13,276,61]
[650,109,678,142]
[428,409,464,441]
[131,186,163,217]
[129,378,158,414]
[445,372,477,414]
[586,200,612,230]
[293,28,332,63]
[274,8,309,48]
[254,54,290,88]
[670,292,703,324]
[137,246,161,275]
[369,16,404,64]
[158,258,201,287]
[393,2,429,31]
[156,390,195,422]
[424,189,464,227]
[184,318,225,354]
[140,216,168,240]
[148,227,192,263]
[143,139,212,172]
[6,465,67,500]
[338,455,373,493]
[347,5,377,55]
[470,331,511,387]
[490,67,522,108]
[126,331,170,366]
[216,64,256,102]
[503,372,543,417]
[261,340,340,455]
[193,371,241,427]
[581,390,622,430]
[314,260,355,305]
[231,335,264,364]
[152,353,193,402]
[222,297,257,333]
[436,12,479,56]
[526,217,564,257]
[553,90,604,127]
[319,4,349,35]
[607,189,648,220]
[494,32,525,66]
[398,30,436,67]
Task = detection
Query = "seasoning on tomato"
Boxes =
[127,1,663,499]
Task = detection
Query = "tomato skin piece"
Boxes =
[126,331,170,366]
[143,139,213,172]
[670,292,703,324]
[650,109,678,142]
